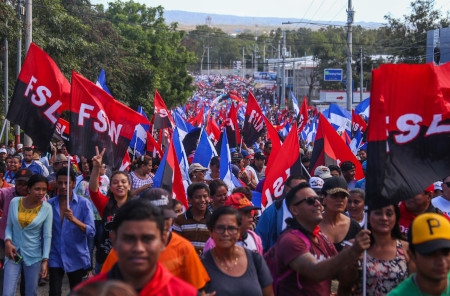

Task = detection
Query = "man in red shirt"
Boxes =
[75,199,197,296]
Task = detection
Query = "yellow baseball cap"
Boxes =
[410,213,450,255]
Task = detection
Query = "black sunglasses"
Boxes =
[444,182,450,187]
[293,196,320,206]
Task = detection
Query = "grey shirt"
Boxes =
[202,248,273,295]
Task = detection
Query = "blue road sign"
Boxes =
[324,69,343,81]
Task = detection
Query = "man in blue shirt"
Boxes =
[20,147,44,176]
[48,168,95,295]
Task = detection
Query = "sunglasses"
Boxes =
[293,196,320,206]
[444,182,450,187]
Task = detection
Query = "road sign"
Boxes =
[324,69,343,81]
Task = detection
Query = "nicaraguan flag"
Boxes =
[193,128,218,168]
[290,91,300,116]
[129,106,150,157]
[322,103,352,137]
[173,111,195,141]
[219,131,241,191]
[172,127,191,183]
[355,97,370,120]
[95,69,112,95]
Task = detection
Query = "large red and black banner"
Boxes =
[242,92,265,147]
[366,63,450,209]
[153,90,174,130]
[310,113,364,179]
[262,122,303,208]
[70,71,148,170]
[7,43,70,150]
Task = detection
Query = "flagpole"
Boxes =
[66,155,70,210]
[300,162,311,179]
[362,205,368,296]
[132,134,137,162]
[0,118,7,142]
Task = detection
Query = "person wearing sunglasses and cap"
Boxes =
[271,182,371,296]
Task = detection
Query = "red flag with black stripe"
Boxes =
[153,90,174,130]
[69,71,148,170]
[262,122,303,207]
[206,115,221,146]
[298,97,309,133]
[160,139,188,208]
[366,63,450,209]
[310,113,364,179]
[242,92,264,147]
[263,114,282,176]
[223,102,241,148]
[146,131,164,158]
[7,43,70,150]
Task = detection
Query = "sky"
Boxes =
[90,0,450,24]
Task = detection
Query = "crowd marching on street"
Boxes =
[2,69,450,296]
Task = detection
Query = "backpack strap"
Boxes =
[275,229,311,291]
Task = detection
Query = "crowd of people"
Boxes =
[0,134,448,296]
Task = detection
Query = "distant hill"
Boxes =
[163,10,383,33]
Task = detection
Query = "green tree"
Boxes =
[383,0,449,63]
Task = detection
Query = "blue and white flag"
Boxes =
[152,146,168,188]
[173,111,195,141]
[219,131,241,192]
[322,103,352,136]
[349,128,364,155]
[355,97,370,120]
[95,69,112,95]
[173,127,191,183]
[290,91,300,116]
[129,106,150,158]
[192,128,218,168]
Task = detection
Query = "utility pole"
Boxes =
[359,47,363,102]
[280,31,286,110]
[11,0,24,147]
[207,46,210,76]
[3,35,8,145]
[277,40,280,104]
[23,0,33,147]
[346,0,354,111]
[254,44,257,73]
[242,47,245,79]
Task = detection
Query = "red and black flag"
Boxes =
[297,97,309,133]
[147,131,164,158]
[7,43,70,150]
[158,139,188,208]
[310,113,364,179]
[69,71,148,170]
[55,118,70,145]
[223,102,241,148]
[206,114,221,146]
[153,90,174,130]
[366,63,450,209]
[262,122,303,208]
[263,114,282,177]
[242,91,264,147]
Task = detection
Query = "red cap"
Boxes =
[224,193,260,211]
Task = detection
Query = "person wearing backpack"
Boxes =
[271,182,371,296]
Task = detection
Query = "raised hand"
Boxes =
[92,146,106,167]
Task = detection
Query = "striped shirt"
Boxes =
[173,208,211,255]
